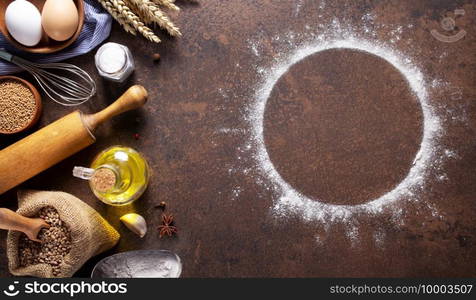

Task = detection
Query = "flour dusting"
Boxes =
[346,224,360,246]
[373,230,386,247]
[214,16,462,246]
[294,0,304,17]
[244,20,449,229]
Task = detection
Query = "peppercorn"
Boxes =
[155,201,167,210]
[152,53,161,62]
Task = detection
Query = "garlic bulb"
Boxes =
[120,213,147,238]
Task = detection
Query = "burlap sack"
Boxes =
[7,190,120,278]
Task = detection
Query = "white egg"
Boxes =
[5,0,42,47]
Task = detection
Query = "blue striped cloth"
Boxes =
[0,0,112,75]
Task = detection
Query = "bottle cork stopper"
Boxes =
[91,168,116,193]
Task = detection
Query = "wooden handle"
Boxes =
[0,112,95,195]
[83,85,148,131]
[0,208,49,242]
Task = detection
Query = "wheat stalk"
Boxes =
[126,0,182,37]
[97,0,137,34]
[104,0,160,43]
[152,0,180,11]
[97,0,186,42]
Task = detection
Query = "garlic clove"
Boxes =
[120,213,147,238]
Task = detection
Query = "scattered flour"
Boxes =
[314,235,324,246]
[438,174,449,182]
[216,128,247,134]
[217,87,229,99]
[346,224,360,246]
[444,149,457,159]
[318,1,326,10]
[362,12,375,23]
[248,35,442,225]
[431,78,447,89]
[249,41,260,57]
[231,186,243,200]
[294,0,304,17]
[373,230,386,247]
[389,26,403,43]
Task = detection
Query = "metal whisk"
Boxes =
[0,50,96,106]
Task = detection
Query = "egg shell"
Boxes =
[41,0,79,41]
[5,0,42,47]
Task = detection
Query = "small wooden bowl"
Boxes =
[0,76,42,135]
[0,0,84,54]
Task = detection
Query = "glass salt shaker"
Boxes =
[95,42,135,83]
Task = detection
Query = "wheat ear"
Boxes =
[97,0,137,34]
[153,0,180,11]
[126,0,182,37]
[110,0,162,43]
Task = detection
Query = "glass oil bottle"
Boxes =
[73,146,149,206]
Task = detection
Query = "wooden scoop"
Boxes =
[0,208,49,242]
[0,85,148,195]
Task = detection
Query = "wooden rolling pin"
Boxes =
[0,85,148,195]
[0,208,49,242]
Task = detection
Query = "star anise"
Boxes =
[158,214,177,238]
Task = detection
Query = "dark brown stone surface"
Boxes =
[0,0,475,277]
[264,49,423,205]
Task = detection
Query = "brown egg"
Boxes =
[41,0,79,41]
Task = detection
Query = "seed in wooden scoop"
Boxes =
[18,206,72,277]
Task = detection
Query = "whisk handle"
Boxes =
[0,50,14,62]
[83,85,148,131]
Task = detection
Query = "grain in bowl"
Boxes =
[0,76,41,134]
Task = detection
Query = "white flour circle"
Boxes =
[249,38,441,223]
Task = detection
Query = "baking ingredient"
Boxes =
[41,0,79,41]
[89,146,149,206]
[158,214,177,238]
[95,42,135,83]
[18,207,72,277]
[8,190,120,278]
[0,208,49,242]
[5,0,42,46]
[97,0,182,43]
[0,79,37,134]
[91,250,182,278]
[120,213,147,237]
[73,146,150,206]
[0,49,96,106]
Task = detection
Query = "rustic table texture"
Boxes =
[1,0,476,277]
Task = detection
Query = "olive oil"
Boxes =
[74,146,149,206]
[90,146,149,206]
